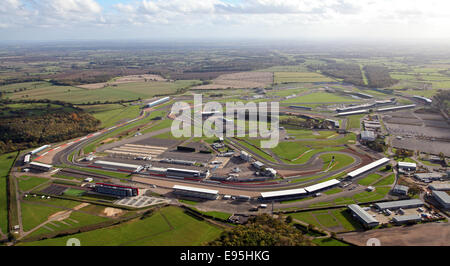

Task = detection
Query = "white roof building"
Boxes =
[347,158,390,178]
[398,161,417,170]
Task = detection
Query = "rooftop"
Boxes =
[374,199,424,210]
[348,204,379,225]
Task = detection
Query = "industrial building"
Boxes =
[30,145,50,155]
[93,160,143,173]
[392,215,422,225]
[240,150,251,162]
[252,161,264,170]
[304,179,340,194]
[414,172,445,182]
[335,109,369,117]
[374,199,424,210]
[432,190,450,209]
[360,131,376,142]
[289,105,312,111]
[166,168,203,179]
[23,154,31,165]
[260,188,307,201]
[412,95,432,104]
[428,183,450,191]
[397,161,417,171]
[346,158,390,179]
[160,158,196,166]
[336,103,373,113]
[29,162,53,172]
[145,96,170,108]
[325,119,340,128]
[347,204,379,228]
[377,104,416,112]
[392,185,409,195]
[94,183,138,198]
[259,179,340,201]
[172,185,219,200]
[146,167,167,177]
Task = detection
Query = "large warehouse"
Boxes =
[172,185,219,200]
[348,204,379,228]
[346,158,390,179]
[432,190,450,209]
[92,160,143,173]
[374,199,424,210]
[260,188,307,201]
[29,162,53,172]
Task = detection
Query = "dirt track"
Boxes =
[340,222,450,246]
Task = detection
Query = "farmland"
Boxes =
[3,80,199,104]
[274,72,335,84]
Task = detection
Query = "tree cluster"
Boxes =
[208,214,313,246]
[363,65,398,88]
[0,111,100,154]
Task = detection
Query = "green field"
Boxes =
[24,211,111,240]
[312,237,350,246]
[270,135,355,164]
[5,80,199,104]
[373,174,395,187]
[20,202,66,232]
[17,176,50,192]
[21,206,223,246]
[285,128,337,140]
[346,114,365,129]
[357,173,382,186]
[281,92,359,103]
[290,208,362,233]
[320,153,355,172]
[83,104,141,128]
[0,152,18,234]
[274,72,335,83]
[63,188,85,197]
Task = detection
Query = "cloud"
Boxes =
[1,0,450,41]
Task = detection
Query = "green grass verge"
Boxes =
[21,206,223,246]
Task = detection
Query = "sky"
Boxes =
[1,0,450,42]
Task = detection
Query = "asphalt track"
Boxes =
[45,98,367,193]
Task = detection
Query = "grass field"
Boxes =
[22,206,223,246]
[0,152,18,234]
[271,137,352,164]
[24,209,111,240]
[346,114,365,129]
[17,176,50,192]
[63,188,85,197]
[281,92,359,103]
[20,202,65,232]
[198,210,232,220]
[84,104,141,128]
[373,173,395,187]
[357,173,382,186]
[5,80,199,104]
[312,237,350,246]
[274,72,335,83]
[285,128,337,140]
[320,153,355,172]
[290,208,363,233]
